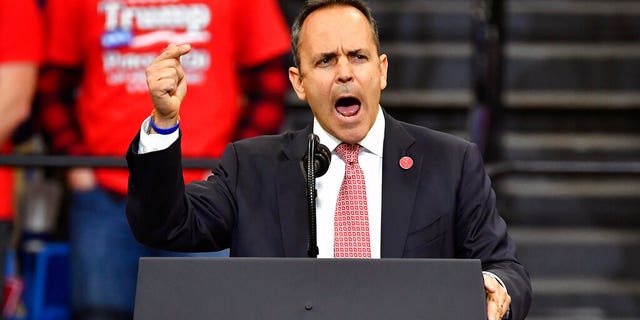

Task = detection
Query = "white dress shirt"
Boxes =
[313,106,385,258]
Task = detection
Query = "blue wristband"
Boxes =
[149,116,180,135]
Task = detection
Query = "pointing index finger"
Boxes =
[157,43,192,61]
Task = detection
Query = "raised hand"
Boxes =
[145,43,191,128]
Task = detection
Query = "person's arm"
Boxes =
[126,43,234,252]
[234,56,288,140]
[455,143,532,320]
[36,65,100,191]
[126,131,236,252]
[0,63,38,146]
[36,66,85,155]
[0,0,43,146]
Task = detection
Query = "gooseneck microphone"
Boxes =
[302,133,331,258]
[303,134,331,178]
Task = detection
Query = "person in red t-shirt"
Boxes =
[41,0,289,319]
[0,0,42,310]
[40,0,290,318]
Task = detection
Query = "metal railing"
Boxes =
[2,154,640,181]
[486,160,640,178]
[0,154,217,169]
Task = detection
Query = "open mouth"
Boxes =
[335,97,361,117]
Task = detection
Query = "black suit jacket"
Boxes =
[126,112,531,319]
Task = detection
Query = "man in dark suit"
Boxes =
[126,1,531,319]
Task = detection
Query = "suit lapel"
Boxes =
[277,116,421,258]
[276,127,312,257]
[381,114,421,258]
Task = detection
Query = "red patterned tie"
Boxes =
[334,143,371,258]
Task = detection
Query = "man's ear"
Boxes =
[379,53,389,90]
[288,66,306,100]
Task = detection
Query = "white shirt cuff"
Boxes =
[483,271,508,290]
[138,116,179,154]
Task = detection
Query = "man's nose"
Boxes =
[336,57,353,83]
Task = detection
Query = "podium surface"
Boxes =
[134,257,486,320]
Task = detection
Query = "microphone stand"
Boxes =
[306,136,319,258]
[304,134,330,258]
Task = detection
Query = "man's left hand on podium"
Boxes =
[483,273,511,320]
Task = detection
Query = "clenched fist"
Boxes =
[145,43,191,128]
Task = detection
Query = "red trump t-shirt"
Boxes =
[44,0,290,194]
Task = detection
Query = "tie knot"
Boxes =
[335,143,361,165]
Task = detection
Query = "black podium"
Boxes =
[134,258,486,320]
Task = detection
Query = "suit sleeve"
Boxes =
[126,132,237,252]
[454,143,532,320]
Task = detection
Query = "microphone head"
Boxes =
[302,134,332,178]
[313,143,331,177]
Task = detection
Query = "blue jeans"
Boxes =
[69,187,228,317]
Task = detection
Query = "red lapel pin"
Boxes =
[399,156,413,170]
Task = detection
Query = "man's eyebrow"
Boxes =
[312,49,370,62]
[314,52,337,60]
[347,49,369,55]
